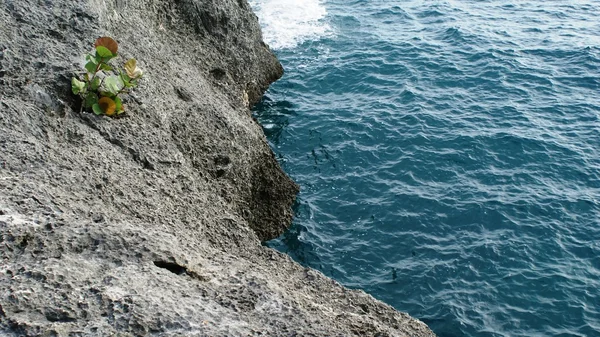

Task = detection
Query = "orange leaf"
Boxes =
[98,97,117,116]
[94,37,118,55]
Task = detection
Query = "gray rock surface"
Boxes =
[0,0,435,336]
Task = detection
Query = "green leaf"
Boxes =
[92,103,103,115]
[84,92,98,108]
[85,54,98,65]
[85,61,97,74]
[104,75,124,96]
[120,72,131,83]
[100,63,113,71]
[121,72,133,88]
[95,46,113,58]
[90,77,101,91]
[71,77,86,95]
[114,96,123,113]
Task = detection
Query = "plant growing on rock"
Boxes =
[72,37,143,116]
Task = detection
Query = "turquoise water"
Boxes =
[249,1,600,336]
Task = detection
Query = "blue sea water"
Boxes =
[249,1,600,336]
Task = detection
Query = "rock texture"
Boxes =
[0,0,435,336]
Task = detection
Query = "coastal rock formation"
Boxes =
[0,0,435,336]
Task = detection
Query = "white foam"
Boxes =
[249,0,333,50]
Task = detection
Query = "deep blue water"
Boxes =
[249,1,600,336]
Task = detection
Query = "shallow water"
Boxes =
[250,1,600,336]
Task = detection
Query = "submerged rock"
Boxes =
[0,0,435,336]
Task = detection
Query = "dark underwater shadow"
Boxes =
[252,95,297,145]
[263,199,323,269]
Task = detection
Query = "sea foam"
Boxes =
[249,0,332,50]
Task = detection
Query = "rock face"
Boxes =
[0,1,435,336]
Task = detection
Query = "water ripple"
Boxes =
[252,0,600,336]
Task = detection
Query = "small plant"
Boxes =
[72,37,143,116]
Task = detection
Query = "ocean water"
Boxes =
[249,1,600,336]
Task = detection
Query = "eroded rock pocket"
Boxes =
[153,261,208,281]
[153,261,187,275]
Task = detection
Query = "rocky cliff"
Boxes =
[0,1,435,336]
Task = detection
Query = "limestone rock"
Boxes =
[0,0,435,336]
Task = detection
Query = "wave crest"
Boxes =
[249,0,333,50]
